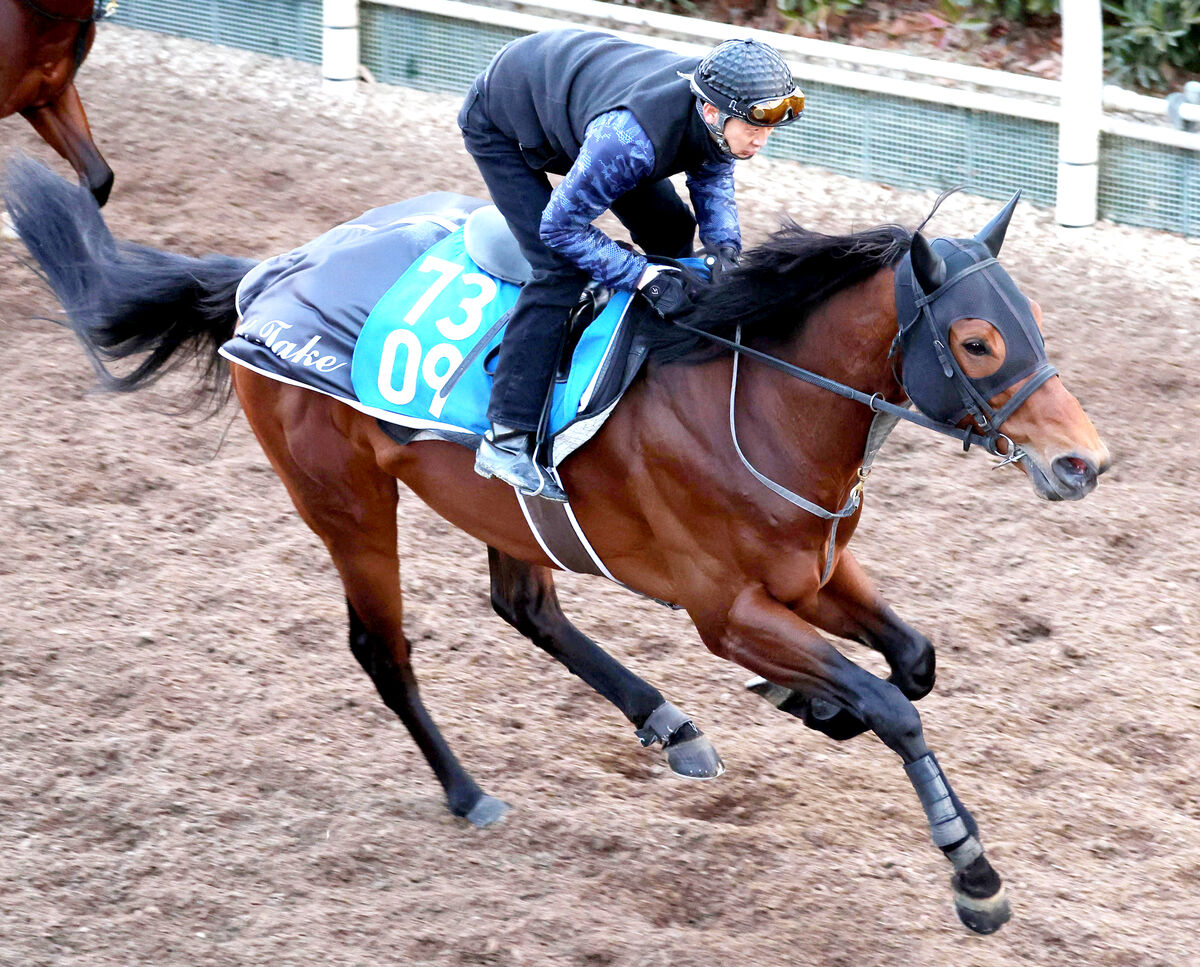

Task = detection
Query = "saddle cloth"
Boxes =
[218,197,647,468]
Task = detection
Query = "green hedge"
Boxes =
[681,1,1200,92]
[1102,0,1200,89]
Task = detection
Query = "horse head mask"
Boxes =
[892,192,1057,455]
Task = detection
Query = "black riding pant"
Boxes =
[458,83,696,431]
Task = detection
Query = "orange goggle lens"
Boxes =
[746,90,805,126]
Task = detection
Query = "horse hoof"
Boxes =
[953,884,1012,934]
[666,734,726,780]
[464,794,511,828]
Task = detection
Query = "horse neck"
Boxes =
[792,267,902,399]
[726,267,903,500]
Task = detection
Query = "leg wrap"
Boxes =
[905,753,973,852]
[635,701,692,747]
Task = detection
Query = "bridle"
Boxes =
[662,196,1053,579]
[890,237,1057,464]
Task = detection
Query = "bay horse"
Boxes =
[1,0,113,206]
[4,159,1110,934]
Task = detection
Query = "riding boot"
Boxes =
[474,424,568,502]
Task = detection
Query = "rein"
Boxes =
[722,324,871,582]
[670,317,1009,454]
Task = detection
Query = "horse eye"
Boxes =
[962,339,990,357]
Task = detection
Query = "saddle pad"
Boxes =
[350,228,635,441]
[220,205,638,465]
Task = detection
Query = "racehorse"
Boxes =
[1,1,113,206]
[4,158,1109,935]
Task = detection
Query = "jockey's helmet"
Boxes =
[687,39,804,154]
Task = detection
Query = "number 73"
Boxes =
[376,255,499,418]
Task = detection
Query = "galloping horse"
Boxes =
[5,160,1109,934]
[1,1,113,206]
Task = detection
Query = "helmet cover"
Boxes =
[690,40,802,126]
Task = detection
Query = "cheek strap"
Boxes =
[988,362,1058,429]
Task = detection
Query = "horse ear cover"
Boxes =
[974,190,1021,258]
[909,232,946,293]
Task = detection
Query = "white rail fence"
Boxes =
[99,0,1195,234]
[321,0,1200,231]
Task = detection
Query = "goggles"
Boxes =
[744,89,806,126]
[684,71,806,128]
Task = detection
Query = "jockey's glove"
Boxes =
[706,245,740,283]
[638,265,695,318]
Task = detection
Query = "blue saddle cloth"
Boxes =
[218,196,649,466]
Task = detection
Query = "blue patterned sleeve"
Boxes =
[538,111,654,290]
[687,159,741,253]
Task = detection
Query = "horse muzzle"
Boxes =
[1021,450,1110,501]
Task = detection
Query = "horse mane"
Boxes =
[639,218,914,364]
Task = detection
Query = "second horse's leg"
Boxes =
[488,547,723,779]
[20,83,113,207]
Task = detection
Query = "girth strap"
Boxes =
[515,490,683,609]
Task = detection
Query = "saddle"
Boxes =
[462,205,613,383]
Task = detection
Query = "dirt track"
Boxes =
[2,26,1199,967]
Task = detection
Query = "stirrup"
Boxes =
[474,430,567,502]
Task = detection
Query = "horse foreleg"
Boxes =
[234,376,508,827]
[699,585,1010,934]
[20,82,113,207]
[747,550,935,717]
[487,547,723,779]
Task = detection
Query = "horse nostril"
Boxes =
[1052,455,1097,492]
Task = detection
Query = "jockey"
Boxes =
[458,29,804,501]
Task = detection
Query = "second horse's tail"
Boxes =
[3,158,256,402]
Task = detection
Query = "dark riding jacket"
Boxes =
[474,29,740,288]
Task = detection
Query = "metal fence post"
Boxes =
[323,0,360,95]
[1056,0,1103,227]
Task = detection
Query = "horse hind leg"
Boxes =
[487,547,723,779]
[346,599,508,827]
[235,375,508,826]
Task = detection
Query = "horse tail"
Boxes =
[3,157,256,406]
